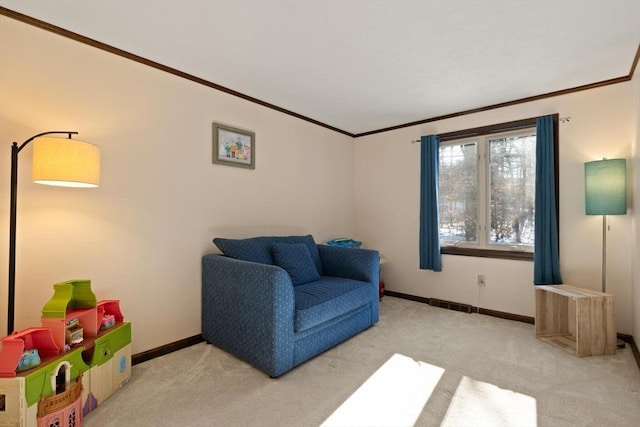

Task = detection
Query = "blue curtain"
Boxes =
[534,116,563,284]
[419,135,442,271]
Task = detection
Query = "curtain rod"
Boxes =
[411,116,569,143]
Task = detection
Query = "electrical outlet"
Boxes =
[477,274,486,287]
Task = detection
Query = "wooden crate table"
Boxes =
[535,285,616,357]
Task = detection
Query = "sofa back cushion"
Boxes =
[213,235,323,275]
[272,243,321,286]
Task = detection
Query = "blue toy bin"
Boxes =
[326,238,363,249]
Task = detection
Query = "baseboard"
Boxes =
[132,334,204,366]
[618,333,640,370]
[383,291,431,305]
[475,307,535,324]
[384,291,535,324]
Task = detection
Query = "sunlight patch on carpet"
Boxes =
[441,376,537,427]
[321,353,444,427]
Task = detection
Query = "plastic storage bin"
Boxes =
[326,238,362,248]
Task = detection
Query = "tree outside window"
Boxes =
[439,128,536,252]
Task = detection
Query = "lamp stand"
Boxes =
[601,215,626,349]
[601,215,607,293]
[7,131,77,335]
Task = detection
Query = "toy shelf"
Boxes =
[0,328,60,378]
[0,279,132,427]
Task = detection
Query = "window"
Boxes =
[439,126,537,259]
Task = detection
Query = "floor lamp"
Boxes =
[8,131,100,335]
[584,158,626,348]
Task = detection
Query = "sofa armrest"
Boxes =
[201,254,295,376]
[317,245,379,286]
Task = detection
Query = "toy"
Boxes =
[16,349,41,372]
[65,317,84,345]
[100,314,116,330]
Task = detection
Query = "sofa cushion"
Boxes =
[294,277,373,332]
[213,235,322,275]
[272,243,321,286]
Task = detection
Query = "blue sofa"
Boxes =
[202,235,379,377]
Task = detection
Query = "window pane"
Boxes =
[439,143,477,244]
[489,134,536,246]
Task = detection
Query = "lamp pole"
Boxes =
[7,131,77,335]
[601,215,607,293]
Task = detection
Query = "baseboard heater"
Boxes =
[384,290,534,324]
[428,298,473,314]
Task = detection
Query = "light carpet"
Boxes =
[84,297,640,426]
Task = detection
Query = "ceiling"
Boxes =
[1,0,639,136]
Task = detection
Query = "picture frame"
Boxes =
[212,122,255,169]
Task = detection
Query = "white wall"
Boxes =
[354,81,637,334]
[0,17,356,353]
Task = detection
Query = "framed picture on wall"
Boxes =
[212,122,255,169]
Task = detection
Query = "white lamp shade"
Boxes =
[32,137,100,187]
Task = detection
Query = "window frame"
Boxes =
[437,115,559,261]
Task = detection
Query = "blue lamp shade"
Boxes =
[584,158,627,215]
